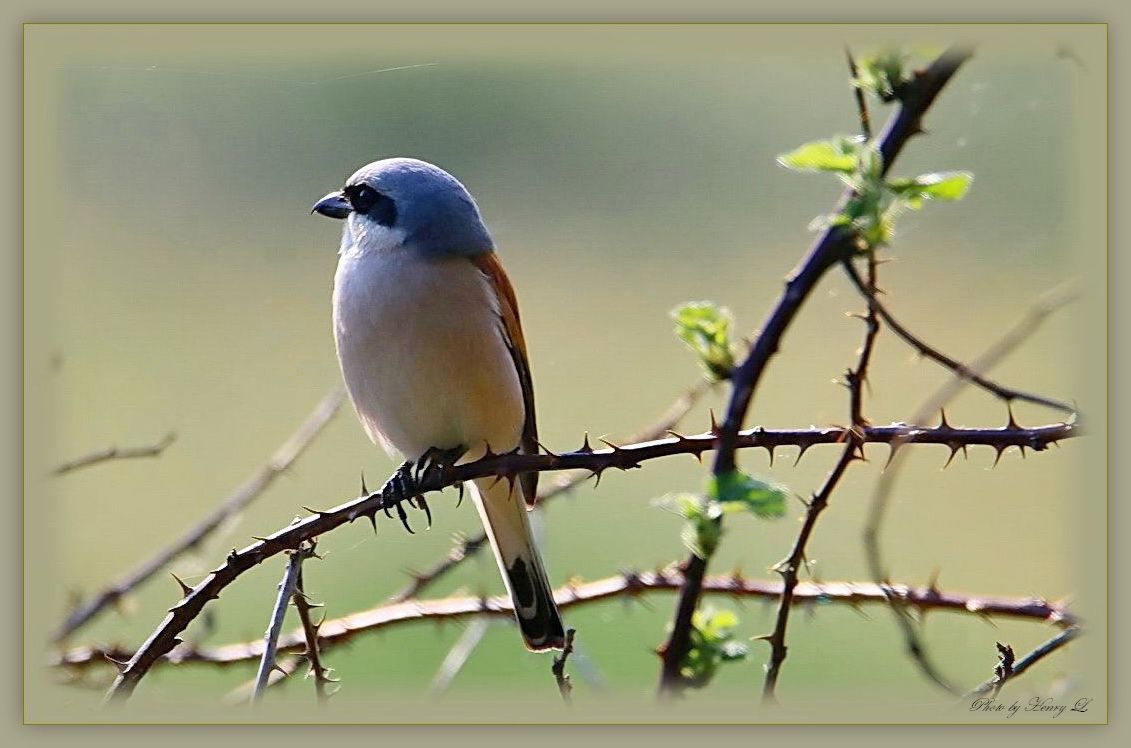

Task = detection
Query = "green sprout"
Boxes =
[671,301,737,381]
[681,608,749,687]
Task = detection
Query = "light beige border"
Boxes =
[7,4,1121,747]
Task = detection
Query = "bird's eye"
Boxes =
[345,184,397,228]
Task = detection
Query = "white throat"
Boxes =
[340,214,408,258]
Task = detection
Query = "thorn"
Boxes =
[250,536,270,543]
[666,429,686,440]
[709,409,721,435]
[579,433,593,453]
[766,444,775,467]
[366,511,378,534]
[598,437,621,451]
[992,445,1007,468]
[360,471,369,496]
[883,442,902,470]
[104,654,129,673]
[943,442,962,469]
[792,443,811,467]
[927,568,942,596]
[302,506,327,516]
[590,467,605,488]
[938,408,950,429]
[272,664,291,678]
[170,572,193,598]
[1006,402,1020,430]
[534,439,559,458]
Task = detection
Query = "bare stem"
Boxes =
[251,546,311,704]
[53,432,177,476]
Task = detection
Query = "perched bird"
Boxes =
[313,158,566,651]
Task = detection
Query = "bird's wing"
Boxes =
[471,252,540,506]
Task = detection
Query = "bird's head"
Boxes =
[312,157,494,258]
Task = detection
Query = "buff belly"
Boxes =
[332,248,525,462]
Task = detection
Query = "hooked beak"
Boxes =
[311,191,351,219]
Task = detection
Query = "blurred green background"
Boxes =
[24,25,1106,722]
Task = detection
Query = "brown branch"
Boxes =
[389,378,717,605]
[58,570,1076,671]
[661,45,974,697]
[292,562,335,702]
[842,261,1077,415]
[864,280,1082,694]
[53,432,177,476]
[54,387,345,644]
[551,629,577,705]
[762,254,881,703]
[97,415,1078,703]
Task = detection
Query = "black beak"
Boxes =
[311,191,351,219]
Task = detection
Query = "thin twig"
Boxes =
[99,416,1075,702]
[842,261,1077,415]
[53,432,177,476]
[845,46,872,142]
[428,619,492,696]
[551,629,577,705]
[863,280,1082,694]
[251,546,311,703]
[62,570,1075,672]
[293,563,335,703]
[660,45,974,698]
[966,627,1082,699]
[54,387,345,643]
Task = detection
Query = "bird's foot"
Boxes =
[380,460,422,534]
[413,444,467,485]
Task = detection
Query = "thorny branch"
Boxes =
[659,44,975,697]
[58,568,1076,672]
[761,253,882,703]
[99,416,1076,702]
[842,261,1077,415]
[293,563,336,702]
[53,432,177,476]
[55,388,345,643]
[863,280,1081,694]
[389,377,718,605]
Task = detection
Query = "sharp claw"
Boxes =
[456,482,465,507]
[396,501,414,534]
[418,495,432,528]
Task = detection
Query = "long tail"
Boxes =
[471,476,566,651]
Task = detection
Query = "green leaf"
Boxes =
[709,471,788,519]
[671,301,736,380]
[888,171,974,209]
[777,136,863,173]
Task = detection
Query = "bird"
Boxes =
[312,157,567,652]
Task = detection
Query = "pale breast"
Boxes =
[332,249,525,460]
